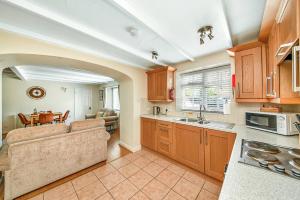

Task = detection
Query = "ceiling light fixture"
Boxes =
[197,25,214,45]
[126,26,139,37]
[151,51,159,60]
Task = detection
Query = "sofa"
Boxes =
[1,119,110,200]
[85,108,119,131]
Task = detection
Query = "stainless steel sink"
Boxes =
[177,118,198,122]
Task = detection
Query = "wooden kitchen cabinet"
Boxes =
[141,117,156,151]
[234,43,267,101]
[156,120,173,157]
[146,66,176,102]
[204,129,236,181]
[276,0,299,63]
[173,123,205,172]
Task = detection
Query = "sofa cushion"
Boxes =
[96,111,104,118]
[70,119,105,132]
[6,124,69,145]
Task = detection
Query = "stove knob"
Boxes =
[274,164,285,173]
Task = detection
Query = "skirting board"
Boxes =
[119,141,141,152]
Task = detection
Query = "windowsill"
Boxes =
[180,109,223,114]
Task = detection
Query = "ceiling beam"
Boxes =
[219,0,233,47]
[108,0,195,62]
[10,66,26,80]
[4,0,167,67]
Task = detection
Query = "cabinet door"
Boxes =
[157,121,173,157]
[155,70,168,100]
[267,23,280,98]
[174,124,204,172]
[235,47,263,99]
[277,0,298,62]
[141,118,156,150]
[204,129,236,181]
[147,72,156,100]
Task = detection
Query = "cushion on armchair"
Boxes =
[70,119,105,132]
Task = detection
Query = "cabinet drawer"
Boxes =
[157,126,172,142]
[157,140,172,157]
[157,120,172,128]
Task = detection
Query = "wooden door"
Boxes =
[267,23,280,98]
[204,129,236,181]
[235,47,263,99]
[155,70,168,100]
[174,124,204,172]
[141,117,156,150]
[147,72,156,100]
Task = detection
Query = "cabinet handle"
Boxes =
[292,46,300,92]
[275,42,294,57]
[205,131,208,145]
[237,83,240,98]
[266,76,271,97]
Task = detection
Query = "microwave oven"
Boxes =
[245,111,299,135]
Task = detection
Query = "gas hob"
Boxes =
[239,139,300,180]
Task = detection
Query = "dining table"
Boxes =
[30,112,62,126]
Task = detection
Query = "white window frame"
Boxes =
[176,65,232,113]
[105,86,120,111]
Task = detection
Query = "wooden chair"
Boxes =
[18,113,38,127]
[55,110,70,123]
[39,113,54,125]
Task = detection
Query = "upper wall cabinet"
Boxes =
[276,0,299,63]
[146,66,176,102]
[228,42,268,102]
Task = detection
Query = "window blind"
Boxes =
[178,65,231,112]
[105,86,120,110]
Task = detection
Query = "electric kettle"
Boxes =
[153,106,161,115]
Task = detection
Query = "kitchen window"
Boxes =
[177,65,231,112]
[105,86,120,110]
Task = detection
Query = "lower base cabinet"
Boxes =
[204,129,236,180]
[140,118,236,181]
[174,124,205,172]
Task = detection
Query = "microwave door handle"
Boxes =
[246,119,263,126]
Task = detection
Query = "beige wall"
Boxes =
[0,30,147,151]
[143,51,262,125]
[3,75,101,133]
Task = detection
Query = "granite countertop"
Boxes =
[141,114,300,200]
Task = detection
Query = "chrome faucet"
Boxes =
[197,104,206,122]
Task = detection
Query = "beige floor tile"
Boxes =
[76,181,107,200]
[118,163,140,178]
[100,171,126,190]
[132,157,152,169]
[128,170,153,189]
[143,162,164,177]
[203,181,221,195]
[95,192,113,200]
[173,178,201,200]
[109,180,138,200]
[44,182,75,200]
[163,190,185,200]
[197,189,218,200]
[142,179,170,200]
[143,152,159,161]
[93,164,116,178]
[28,193,43,200]
[167,164,186,176]
[60,193,79,200]
[72,172,99,191]
[156,169,181,188]
[110,157,130,169]
[154,158,171,168]
[183,171,205,187]
[130,191,150,200]
[123,153,141,162]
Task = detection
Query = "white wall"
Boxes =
[3,75,100,133]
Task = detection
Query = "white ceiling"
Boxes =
[12,65,114,84]
[0,0,266,68]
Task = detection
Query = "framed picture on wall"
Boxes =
[99,90,104,101]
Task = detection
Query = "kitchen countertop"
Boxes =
[141,114,300,200]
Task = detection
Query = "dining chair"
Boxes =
[55,110,70,123]
[18,113,38,127]
[39,113,54,125]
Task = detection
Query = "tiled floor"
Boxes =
[27,149,222,200]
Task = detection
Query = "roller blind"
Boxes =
[179,65,231,112]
